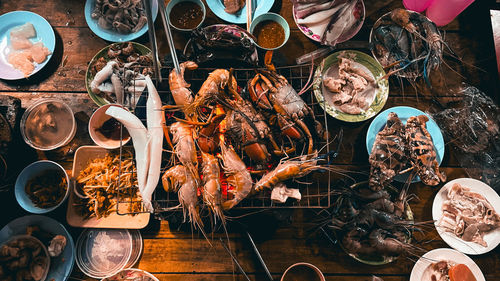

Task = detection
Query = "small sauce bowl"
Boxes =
[281,262,325,281]
[167,0,206,32]
[250,12,290,51]
[15,160,70,214]
[89,104,131,149]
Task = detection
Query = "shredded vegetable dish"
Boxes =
[75,153,142,219]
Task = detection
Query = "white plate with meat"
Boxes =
[433,178,500,255]
[410,248,485,281]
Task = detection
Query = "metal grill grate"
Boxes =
[115,63,334,215]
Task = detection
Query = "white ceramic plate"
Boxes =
[432,178,500,255]
[410,248,485,281]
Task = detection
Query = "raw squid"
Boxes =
[406,115,445,186]
[91,61,118,94]
[105,106,149,195]
[438,183,500,247]
[369,112,408,191]
[143,76,164,212]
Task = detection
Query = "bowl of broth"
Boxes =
[167,0,206,31]
[281,263,325,281]
[21,99,76,151]
[250,12,290,50]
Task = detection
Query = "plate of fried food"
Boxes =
[86,42,152,107]
[206,0,274,24]
[313,50,389,122]
[433,178,500,255]
[366,106,445,187]
[84,0,158,42]
[410,248,485,281]
[66,146,150,229]
[0,11,54,80]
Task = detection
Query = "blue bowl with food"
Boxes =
[250,12,290,50]
[84,0,158,42]
[15,160,70,214]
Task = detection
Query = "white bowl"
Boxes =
[89,104,131,149]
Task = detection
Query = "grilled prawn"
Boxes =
[201,151,224,223]
[219,140,253,210]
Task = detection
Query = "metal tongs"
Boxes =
[142,0,181,83]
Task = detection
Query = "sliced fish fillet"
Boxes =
[29,42,51,63]
[10,22,36,39]
[7,51,35,76]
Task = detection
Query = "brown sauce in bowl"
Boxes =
[170,2,203,30]
[253,20,285,49]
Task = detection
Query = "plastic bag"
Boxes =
[431,85,500,192]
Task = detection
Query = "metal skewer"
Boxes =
[246,231,274,281]
[157,0,180,74]
[246,0,253,32]
[219,238,252,281]
[142,0,162,82]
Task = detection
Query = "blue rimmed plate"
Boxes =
[206,0,274,24]
[0,215,75,281]
[366,106,445,183]
[0,11,55,80]
[84,0,158,42]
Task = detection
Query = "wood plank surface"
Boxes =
[1,0,499,281]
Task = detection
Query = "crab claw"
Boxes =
[243,142,269,162]
[198,113,226,153]
[248,75,273,110]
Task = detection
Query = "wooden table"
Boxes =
[1,1,499,280]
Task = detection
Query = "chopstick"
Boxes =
[219,238,252,281]
[157,0,180,75]
[246,0,252,32]
[142,0,162,83]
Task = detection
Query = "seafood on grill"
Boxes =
[168,61,198,106]
[255,152,322,192]
[170,122,199,183]
[323,56,377,115]
[201,152,225,223]
[406,115,445,186]
[248,53,324,155]
[437,183,500,247]
[219,139,253,210]
[184,68,237,120]
[162,164,207,239]
[369,112,408,191]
